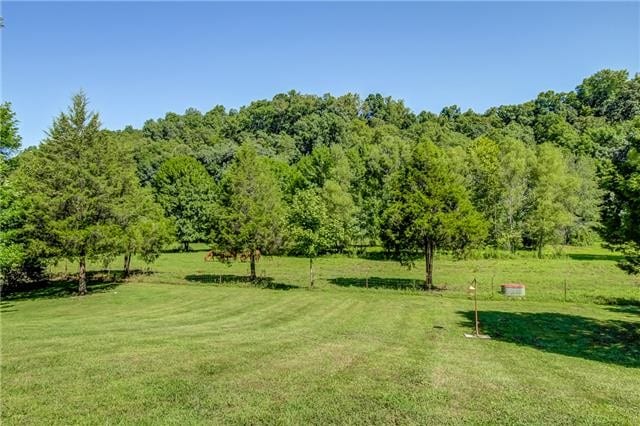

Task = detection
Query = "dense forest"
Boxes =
[1,69,639,292]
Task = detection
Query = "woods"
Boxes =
[1,70,640,292]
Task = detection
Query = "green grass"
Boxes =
[2,245,640,424]
[132,244,639,304]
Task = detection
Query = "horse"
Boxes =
[204,250,237,262]
[239,249,261,263]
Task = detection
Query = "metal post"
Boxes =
[491,275,495,300]
[474,278,479,336]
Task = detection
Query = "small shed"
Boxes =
[501,283,525,297]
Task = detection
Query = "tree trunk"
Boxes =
[309,257,314,288]
[250,251,256,281]
[183,241,190,252]
[424,239,435,291]
[123,253,131,278]
[78,257,87,295]
[537,231,544,258]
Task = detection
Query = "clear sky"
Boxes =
[2,1,639,147]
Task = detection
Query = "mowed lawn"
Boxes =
[2,247,640,424]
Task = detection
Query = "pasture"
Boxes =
[2,246,639,424]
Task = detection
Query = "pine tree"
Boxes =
[382,141,487,290]
[213,144,285,280]
[19,93,133,294]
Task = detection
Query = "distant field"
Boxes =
[128,244,639,304]
[2,245,639,424]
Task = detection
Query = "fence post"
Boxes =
[491,275,495,300]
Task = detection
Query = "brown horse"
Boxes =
[239,249,261,262]
[204,250,237,262]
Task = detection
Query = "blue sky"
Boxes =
[2,1,639,147]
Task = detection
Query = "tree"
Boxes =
[604,74,640,122]
[564,155,601,246]
[319,179,357,252]
[381,141,487,290]
[600,117,640,273]
[525,144,578,257]
[464,137,536,252]
[213,144,286,280]
[495,139,534,252]
[465,137,502,244]
[576,69,629,116]
[0,102,28,286]
[361,94,415,129]
[153,156,216,251]
[351,131,413,246]
[17,92,133,294]
[287,189,329,287]
[293,112,348,155]
[293,145,358,252]
[0,102,22,158]
[0,185,24,283]
[115,179,174,277]
[0,169,35,287]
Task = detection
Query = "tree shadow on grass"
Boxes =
[184,274,298,291]
[594,297,640,307]
[593,297,640,316]
[459,310,640,368]
[2,271,123,302]
[330,277,427,291]
[606,305,640,316]
[0,301,17,313]
[566,253,624,262]
[355,251,392,261]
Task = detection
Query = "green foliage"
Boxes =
[12,93,157,293]
[132,136,193,186]
[382,141,487,288]
[351,131,413,245]
[0,178,27,284]
[565,156,602,246]
[493,138,534,251]
[153,156,216,251]
[114,171,174,272]
[600,117,640,273]
[604,74,640,122]
[287,189,330,258]
[292,145,358,251]
[0,102,22,159]
[361,94,415,128]
[0,102,26,285]
[319,179,358,252]
[286,189,332,286]
[525,144,578,257]
[5,68,640,285]
[213,144,286,278]
[465,136,502,239]
[577,69,629,117]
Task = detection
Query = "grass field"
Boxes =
[2,246,640,424]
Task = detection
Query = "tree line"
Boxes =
[1,69,639,292]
